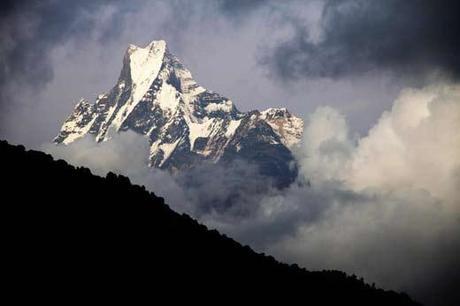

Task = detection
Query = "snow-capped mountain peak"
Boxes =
[55,39,303,186]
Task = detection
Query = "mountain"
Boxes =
[54,40,303,186]
[1,140,419,305]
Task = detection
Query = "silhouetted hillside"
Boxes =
[1,140,420,305]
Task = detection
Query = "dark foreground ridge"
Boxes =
[1,140,420,305]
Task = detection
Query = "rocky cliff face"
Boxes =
[55,40,303,186]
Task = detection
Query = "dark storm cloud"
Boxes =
[263,0,460,81]
[0,0,131,91]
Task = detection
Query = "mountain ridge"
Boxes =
[54,40,303,185]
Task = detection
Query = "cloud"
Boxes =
[0,0,139,146]
[295,105,354,183]
[0,0,128,91]
[297,83,460,204]
[175,160,274,217]
[270,188,460,306]
[269,83,460,305]
[346,84,460,202]
[217,0,269,17]
[194,83,460,305]
[262,0,460,81]
[41,131,276,218]
[0,0,266,94]
[42,132,191,213]
[41,83,460,305]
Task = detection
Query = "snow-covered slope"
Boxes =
[55,40,303,185]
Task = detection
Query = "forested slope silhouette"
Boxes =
[1,140,420,305]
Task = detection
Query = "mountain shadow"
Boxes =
[1,140,420,305]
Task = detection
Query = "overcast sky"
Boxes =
[2,0,458,147]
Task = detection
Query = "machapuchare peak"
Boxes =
[55,39,303,186]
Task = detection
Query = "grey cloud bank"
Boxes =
[263,0,460,81]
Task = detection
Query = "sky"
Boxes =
[5,0,459,146]
[1,1,460,305]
